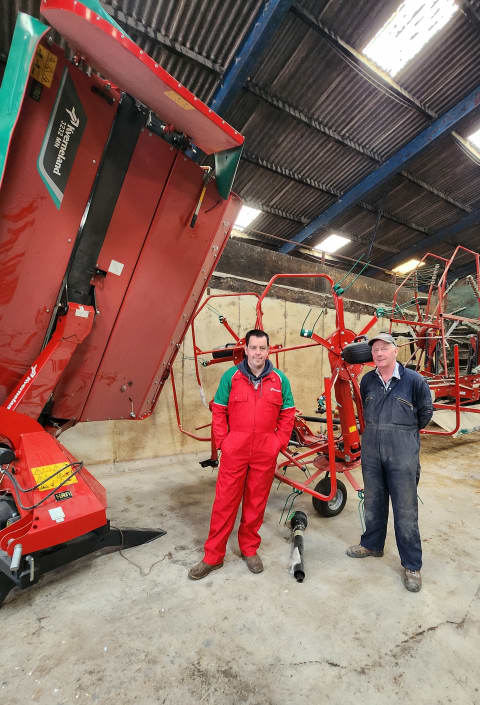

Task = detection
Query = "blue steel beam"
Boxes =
[210,0,293,116]
[381,207,480,272]
[280,84,480,254]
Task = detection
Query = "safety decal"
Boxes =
[75,305,90,318]
[164,90,194,111]
[37,67,87,209]
[31,44,57,88]
[108,259,124,276]
[31,463,78,492]
[48,507,65,523]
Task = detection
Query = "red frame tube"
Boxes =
[421,346,462,437]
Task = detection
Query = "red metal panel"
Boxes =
[52,131,176,420]
[3,303,94,418]
[0,429,107,556]
[81,159,242,421]
[0,44,117,403]
[0,407,44,447]
[41,0,244,154]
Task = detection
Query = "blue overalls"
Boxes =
[360,363,433,571]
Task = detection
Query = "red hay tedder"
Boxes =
[172,248,480,520]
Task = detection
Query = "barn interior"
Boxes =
[0,2,479,704]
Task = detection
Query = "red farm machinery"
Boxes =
[172,248,480,521]
[172,273,377,518]
[382,246,480,435]
[0,1,243,605]
[1,2,479,609]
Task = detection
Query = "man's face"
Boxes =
[371,340,397,371]
[245,335,269,373]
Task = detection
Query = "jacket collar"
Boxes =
[374,361,405,386]
[237,357,273,383]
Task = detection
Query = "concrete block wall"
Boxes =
[62,281,408,466]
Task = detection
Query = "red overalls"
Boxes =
[203,368,295,565]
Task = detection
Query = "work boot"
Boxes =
[345,544,384,558]
[403,569,422,592]
[188,560,223,580]
[242,553,264,574]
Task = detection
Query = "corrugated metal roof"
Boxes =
[226,97,378,192]
[368,180,465,231]
[397,12,480,114]
[313,0,401,48]
[234,160,336,220]
[222,0,480,270]
[248,12,431,160]
[100,0,264,102]
[117,0,262,69]
[2,0,480,277]
[405,130,480,209]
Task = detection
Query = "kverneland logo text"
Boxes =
[6,365,38,410]
[53,106,81,176]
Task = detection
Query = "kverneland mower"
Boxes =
[0,1,243,605]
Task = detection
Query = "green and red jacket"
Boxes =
[212,360,295,458]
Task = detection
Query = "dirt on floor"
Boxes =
[0,432,479,705]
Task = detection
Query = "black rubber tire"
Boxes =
[0,497,17,530]
[341,342,372,364]
[312,477,347,517]
[0,570,16,608]
[212,343,236,359]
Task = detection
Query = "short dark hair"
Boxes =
[245,329,269,346]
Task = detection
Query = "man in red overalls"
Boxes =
[188,329,295,580]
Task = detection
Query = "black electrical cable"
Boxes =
[313,33,418,113]
[3,460,83,493]
[291,6,434,118]
[365,209,382,262]
[1,461,84,511]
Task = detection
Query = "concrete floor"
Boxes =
[1,433,479,705]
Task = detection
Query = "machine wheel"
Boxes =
[312,476,347,517]
[341,342,372,364]
[212,343,236,359]
[0,571,16,608]
[0,497,17,530]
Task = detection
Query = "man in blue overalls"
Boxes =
[346,332,433,592]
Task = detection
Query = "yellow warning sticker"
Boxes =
[348,425,357,433]
[31,45,58,88]
[164,90,194,111]
[31,463,78,492]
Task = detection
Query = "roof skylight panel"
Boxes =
[314,234,351,254]
[363,0,458,77]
